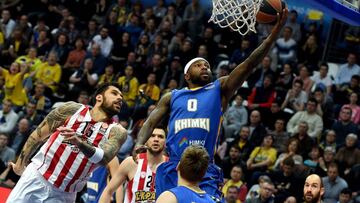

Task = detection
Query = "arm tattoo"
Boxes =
[17,102,81,167]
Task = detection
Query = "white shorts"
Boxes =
[6,163,76,203]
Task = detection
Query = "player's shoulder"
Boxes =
[109,123,127,135]
[156,191,177,203]
[53,101,82,114]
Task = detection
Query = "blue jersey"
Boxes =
[169,186,217,203]
[86,166,108,203]
[167,80,223,161]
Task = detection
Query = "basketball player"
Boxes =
[156,145,217,203]
[99,128,167,203]
[7,83,128,203]
[135,10,289,199]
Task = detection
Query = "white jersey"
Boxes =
[124,153,168,203]
[31,105,116,192]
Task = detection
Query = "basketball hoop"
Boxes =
[209,0,263,35]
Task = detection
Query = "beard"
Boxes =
[304,192,321,203]
[100,97,121,117]
[147,145,164,155]
[189,72,212,86]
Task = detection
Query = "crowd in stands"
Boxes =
[0,0,360,202]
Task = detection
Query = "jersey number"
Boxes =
[187,99,198,112]
[146,175,153,188]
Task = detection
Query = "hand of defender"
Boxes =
[132,144,148,163]
[273,8,289,33]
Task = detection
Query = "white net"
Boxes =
[209,0,263,35]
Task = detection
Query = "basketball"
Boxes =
[256,0,286,24]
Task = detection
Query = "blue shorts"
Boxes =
[155,161,224,200]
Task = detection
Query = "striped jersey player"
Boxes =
[100,128,168,203]
[7,83,127,203]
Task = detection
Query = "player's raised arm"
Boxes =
[99,157,134,203]
[220,9,288,101]
[135,92,171,148]
[10,101,81,175]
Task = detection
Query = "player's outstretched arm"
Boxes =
[10,101,81,175]
[136,92,171,147]
[156,191,178,203]
[220,9,288,101]
[99,157,132,203]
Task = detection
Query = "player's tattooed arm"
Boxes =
[12,102,81,175]
[76,124,127,165]
[220,9,288,102]
[136,92,171,147]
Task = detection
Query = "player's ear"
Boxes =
[184,73,190,81]
[96,94,103,103]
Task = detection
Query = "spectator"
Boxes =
[34,51,62,93]
[331,106,359,146]
[298,35,321,71]
[135,34,150,66]
[15,47,42,73]
[294,65,314,94]
[0,99,19,134]
[247,75,277,115]
[322,163,348,203]
[28,82,52,114]
[0,62,29,109]
[63,37,86,72]
[117,65,139,109]
[225,186,241,203]
[229,39,251,70]
[335,53,360,88]
[286,98,323,139]
[275,63,296,101]
[0,133,15,173]
[160,56,184,89]
[10,118,31,154]
[319,130,338,152]
[97,64,116,87]
[273,138,303,171]
[84,43,107,75]
[111,32,133,70]
[247,56,276,89]
[0,10,16,39]
[303,145,323,170]
[285,10,301,42]
[334,75,360,106]
[157,20,174,47]
[81,19,98,44]
[182,0,205,40]
[335,133,360,177]
[310,62,333,95]
[316,146,337,177]
[141,18,157,42]
[122,14,143,47]
[228,126,253,162]
[147,35,167,65]
[69,58,99,98]
[269,119,290,154]
[272,26,297,65]
[1,28,29,66]
[292,121,314,159]
[50,32,70,65]
[341,92,360,125]
[87,26,113,58]
[271,157,303,202]
[263,101,289,130]
[338,188,353,203]
[161,3,182,33]
[31,30,51,58]
[245,179,275,203]
[281,79,308,114]
[221,145,246,180]
[247,110,267,148]
[144,53,165,85]
[223,94,248,139]
[222,165,248,203]
[313,87,335,129]
[17,101,43,127]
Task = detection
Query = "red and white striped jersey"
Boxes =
[124,153,167,203]
[31,105,117,193]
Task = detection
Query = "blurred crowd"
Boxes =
[0,0,360,203]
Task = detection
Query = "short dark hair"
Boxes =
[320,62,328,69]
[307,97,318,106]
[90,82,121,105]
[282,156,295,167]
[293,79,303,87]
[178,145,209,183]
[340,188,352,196]
[230,144,241,152]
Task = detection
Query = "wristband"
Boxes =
[88,147,104,164]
